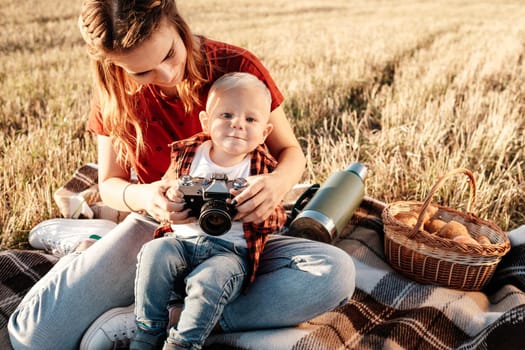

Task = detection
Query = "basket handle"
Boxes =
[408,168,476,238]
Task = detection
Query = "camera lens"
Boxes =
[199,200,232,236]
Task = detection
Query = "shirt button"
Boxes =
[156,146,162,152]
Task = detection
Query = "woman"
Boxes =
[8,1,356,349]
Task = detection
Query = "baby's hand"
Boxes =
[166,187,179,201]
[164,185,192,223]
[140,180,191,224]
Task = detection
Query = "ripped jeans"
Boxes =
[8,213,356,350]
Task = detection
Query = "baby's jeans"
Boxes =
[134,235,249,349]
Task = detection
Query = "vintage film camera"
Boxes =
[288,162,367,243]
[179,173,247,236]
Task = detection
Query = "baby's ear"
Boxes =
[199,110,209,132]
[262,123,274,141]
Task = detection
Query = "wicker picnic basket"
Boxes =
[381,168,510,291]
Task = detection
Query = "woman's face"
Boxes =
[108,16,187,90]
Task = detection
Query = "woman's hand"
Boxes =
[137,180,193,224]
[97,135,191,224]
[230,172,289,223]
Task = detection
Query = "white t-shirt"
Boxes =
[170,140,250,247]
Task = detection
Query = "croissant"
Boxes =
[424,218,447,234]
[419,204,438,224]
[477,235,491,245]
[452,234,479,245]
[437,220,466,238]
[395,212,418,227]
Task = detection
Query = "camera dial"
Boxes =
[232,178,248,190]
[180,175,193,186]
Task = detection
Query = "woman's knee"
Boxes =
[326,245,356,301]
[292,243,355,302]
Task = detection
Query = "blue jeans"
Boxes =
[8,213,356,350]
[133,235,249,349]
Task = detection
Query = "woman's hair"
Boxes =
[78,0,208,164]
[207,72,272,113]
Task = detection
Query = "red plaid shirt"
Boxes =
[156,132,287,286]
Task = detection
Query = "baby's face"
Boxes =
[203,85,273,158]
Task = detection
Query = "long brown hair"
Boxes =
[78,0,208,164]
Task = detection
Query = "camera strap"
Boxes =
[285,184,320,227]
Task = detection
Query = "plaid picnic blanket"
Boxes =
[0,250,58,350]
[290,225,525,350]
[2,200,525,349]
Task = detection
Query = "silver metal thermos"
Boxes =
[288,162,367,243]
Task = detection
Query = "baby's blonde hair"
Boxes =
[207,72,271,113]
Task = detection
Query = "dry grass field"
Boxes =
[1,0,524,250]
